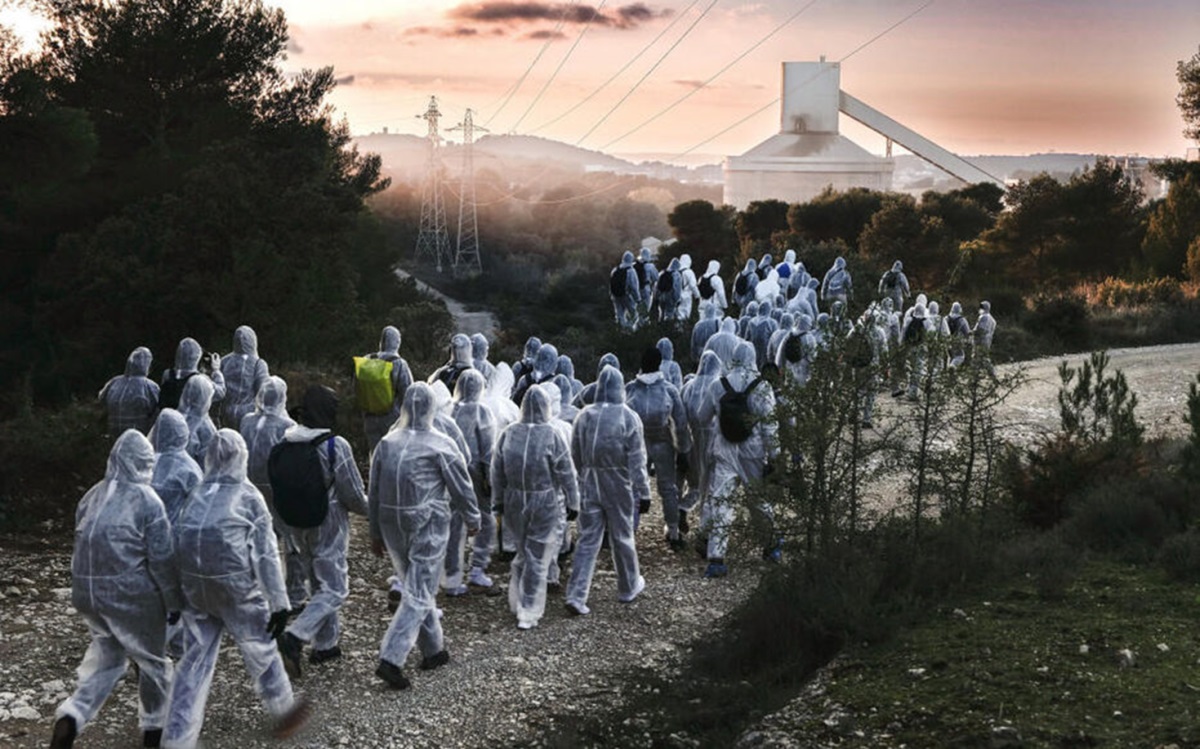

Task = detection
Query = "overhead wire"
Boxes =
[481,0,580,128]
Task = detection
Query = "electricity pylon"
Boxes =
[446,108,486,276]
[413,96,451,272]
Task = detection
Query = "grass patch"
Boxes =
[788,557,1200,748]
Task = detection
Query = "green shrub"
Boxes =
[1086,276,1186,308]
[1159,530,1200,582]
[1024,294,1091,350]
[1064,480,1174,562]
[1000,529,1079,600]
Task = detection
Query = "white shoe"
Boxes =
[444,584,469,597]
[467,567,493,588]
[517,619,536,630]
[565,601,590,616]
[618,575,646,603]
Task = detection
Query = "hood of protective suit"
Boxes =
[950,302,963,316]
[911,303,927,320]
[449,333,473,367]
[833,256,846,270]
[523,336,543,361]
[744,301,759,318]
[731,340,758,374]
[705,259,721,276]
[233,325,258,356]
[761,253,773,267]
[639,247,653,262]
[743,258,757,275]
[597,352,620,377]
[702,303,719,321]
[151,409,189,454]
[175,338,203,372]
[126,347,152,377]
[471,333,490,363]
[892,260,904,272]
[106,429,156,483]
[758,301,772,318]
[915,293,928,308]
[720,318,737,334]
[794,314,813,334]
[521,382,553,424]
[816,313,830,329]
[656,337,674,362]
[882,297,894,312]
[981,300,991,313]
[668,258,681,273]
[679,254,692,271]
[697,350,721,378]
[533,344,559,377]
[454,368,486,403]
[203,429,249,482]
[808,278,819,290]
[256,375,288,417]
[556,355,576,380]
[380,326,401,356]
[595,365,625,405]
[551,375,574,409]
[780,313,794,330]
[179,375,215,417]
[493,362,515,396]
[400,382,437,430]
[298,384,338,430]
[929,301,940,316]
[429,379,453,415]
[621,250,635,267]
[784,249,796,264]
[831,300,845,319]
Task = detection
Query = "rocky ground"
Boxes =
[3,342,1198,748]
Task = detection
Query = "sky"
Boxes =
[4,0,1199,160]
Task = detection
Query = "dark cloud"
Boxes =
[334,74,356,86]
[446,2,671,32]
[672,79,705,90]
[526,29,567,40]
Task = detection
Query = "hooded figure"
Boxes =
[219,326,270,428]
[52,430,182,749]
[635,247,660,319]
[738,301,759,340]
[784,287,816,331]
[697,259,728,316]
[470,333,498,387]
[625,346,692,548]
[878,260,910,311]
[732,258,759,311]
[274,386,368,675]
[361,326,416,453]
[368,383,480,690]
[512,343,559,407]
[767,312,795,368]
[690,303,722,363]
[574,352,621,408]
[656,337,684,391]
[238,376,305,609]
[429,333,475,393]
[676,253,703,320]
[491,386,579,629]
[777,249,796,291]
[755,268,781,304]
[973,301,997,372]
[610,250,642,330]
[99,346,160,436]
[758,252,774,278]
[680,351,723,533]
[696,341,778,577]
[451,370,499,589]
[776,314,816,388]
[150,409,203,524]
[511,336,543,383]
[153,375,216,466]
[944,301,970,367]
[161,337,226,412]
[423,380,475,595]
[485,362,521,432]
[900,302,932,400]
[555,354,584,399]
[703,318,742,375]
[164,430,308,748]
[747,301,779,370]
[550,374,580,424]
[564,366,651,615]
[652,257,683,323]
[820,256,853,308]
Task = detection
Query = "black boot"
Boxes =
[50,716,77,749]
[143,728,163,747]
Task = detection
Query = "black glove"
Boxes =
[493,502,504,515]
[167,611,181,626]
[266,609,290,640]
[638,498,651,515]
[675,452,690,475]
[566,508,579,522]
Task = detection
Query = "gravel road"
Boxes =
[2,343,1198,748]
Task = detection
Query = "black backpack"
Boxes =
[782,334,806,364]
[268,433,335,529]
[698,274,715,300]
[904,320,925,346]
[610,267,627,298]
[656,269,676,296]
[882,269,899,290]
[159,370,197,411]
[947,315,968,337]
[718,376,764,443]
[633,259,648,288]
[434,364,470,393]
[734,272,751,297]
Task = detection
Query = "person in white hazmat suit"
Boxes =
[361,325,416,453]
[160,337,225,412]
[219,325,270,428]
[426,380,475,596]
[776,314,817,388]
[696,259,728,318]
[163,430,309,749]
[696,340,779,577]
[275,385,369,675]
[238,376,306,609]
[151,375,216,466]
[542,378,578,588]
[564,366,651,615]
[450,369,499,589]
[626,346,692,549]
[691,303,722,363]
[556,354,584,401]
[574,352,621,408]
[491,385,580,629]
[470,333,498,388]
[679,351,723,545]
[150,409,203,525]
[656,337,684,391]
[50,430,182,749]
[703,317,743,374]
[98,346,160,436]
[369,383,480,690]
[675,253,703,320]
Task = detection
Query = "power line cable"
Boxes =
[481,0,579,128]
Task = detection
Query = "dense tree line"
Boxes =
[0,0,395,417]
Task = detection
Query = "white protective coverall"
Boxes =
[98,346,160,436]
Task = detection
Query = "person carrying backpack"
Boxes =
[652,258,682,322]
[732,258,759,312]
[610,251,641,330]
[696,340,779,578]
[160,337,225,413]
[821,256,853,309]
[428,334,475,394]
[271,385,368,677]
[356,325,415,454]
[899,302,932,401]
[697,259,728,317]
[877,260,910,312]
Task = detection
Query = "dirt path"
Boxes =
[395,268,498,339]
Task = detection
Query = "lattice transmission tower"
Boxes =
[446,108,486,276]
[413,96,451,272]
